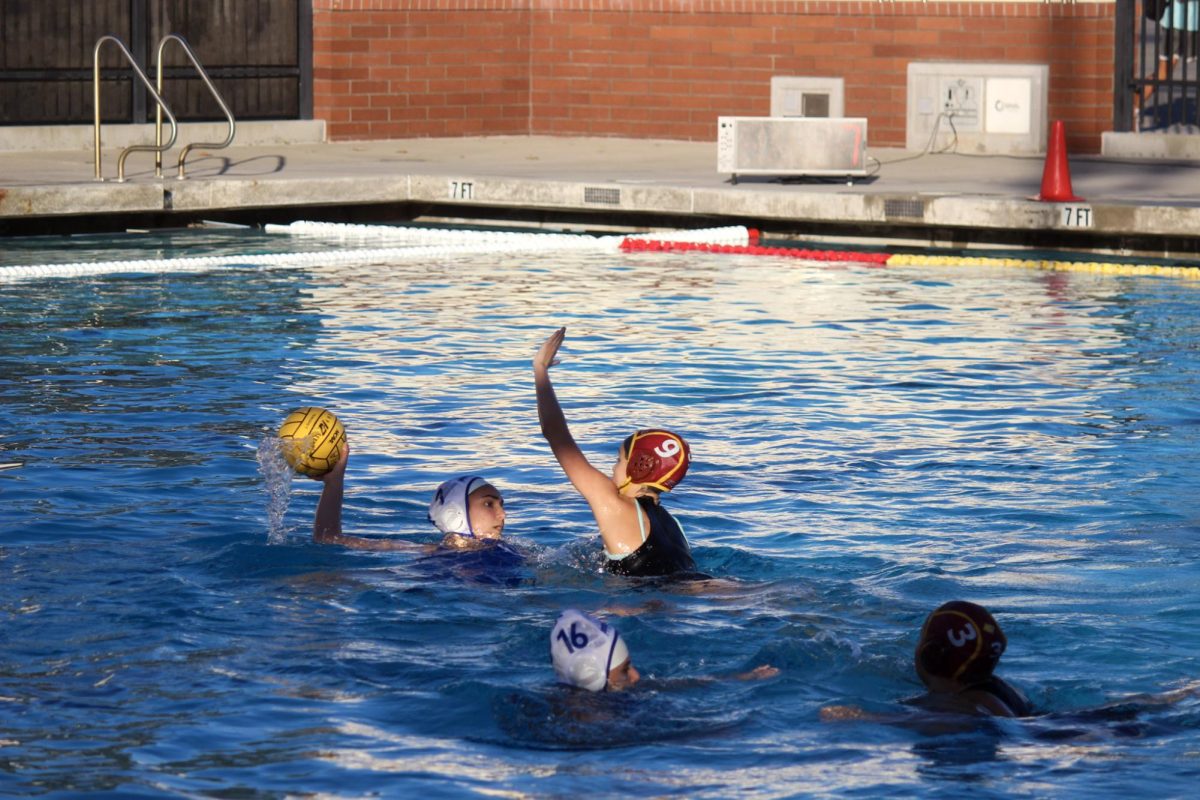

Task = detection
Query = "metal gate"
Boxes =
[1117,0,1199,131]
[0,0,312,125]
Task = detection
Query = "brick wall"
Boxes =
[313,1,532,139]
[313,0,1116,153]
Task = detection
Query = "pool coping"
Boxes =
[2,133,1199,257]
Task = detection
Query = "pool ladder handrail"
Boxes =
[155,34,237,180]
[93,35,178,183]
[93,34,236,182]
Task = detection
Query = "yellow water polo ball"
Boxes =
[278,407,346,477]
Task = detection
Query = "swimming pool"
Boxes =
[2,227,1198,797]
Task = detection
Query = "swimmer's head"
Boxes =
[616,429,690,493]
[428,476,505,539]
[550,609,637,692]
[915,600,1007,689]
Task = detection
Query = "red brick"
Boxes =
[329,38,372,54]
[350,80,390,95]
[351,107,390,122]
[915,17,965,32]
[318,3,1117,151]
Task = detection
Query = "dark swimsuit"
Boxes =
[417,540,528,587]
[973,675,1033,717]
[904,676,1034,718]
[604,496,696,577]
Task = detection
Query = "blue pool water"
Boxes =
[2,229,1199,797]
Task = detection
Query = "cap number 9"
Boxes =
[654,439,681,458]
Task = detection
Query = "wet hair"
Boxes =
[916,600,1007,686]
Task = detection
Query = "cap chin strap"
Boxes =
[618,476,670,495]
[618,437,635,494]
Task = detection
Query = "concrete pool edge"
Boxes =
[2,135,1198,257]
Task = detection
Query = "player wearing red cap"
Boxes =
[533,327,698,577]
[911,600,1032,717]
[820,600,1033,723]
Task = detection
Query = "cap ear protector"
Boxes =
[620,429,690,492]
[428,475,490,537]
[550,609,630,693]
[916,600,1007,685]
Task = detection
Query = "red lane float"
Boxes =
[619,236,891,265]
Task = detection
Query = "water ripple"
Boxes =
[1,236,1198,795]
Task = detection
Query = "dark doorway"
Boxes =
[0,0,312,125]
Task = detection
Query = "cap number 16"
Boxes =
[557,623,589,653]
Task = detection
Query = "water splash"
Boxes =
[257,435,295,544]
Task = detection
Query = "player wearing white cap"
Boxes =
[311,446,505,552]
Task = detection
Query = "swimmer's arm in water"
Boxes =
[312,445,426,552]
[820,698,945,724]
[819,704,884,722]
[602,599,672,617]
[822,681,1031,724]
[652,664,781,690]
[1101,679,1200,710]
[735,665,782,681]
[818,704,951,730]
[533,327,645,556]
[1032,679,1200,728]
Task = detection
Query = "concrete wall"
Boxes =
[312,0,1115,153]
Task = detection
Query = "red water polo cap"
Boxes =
[916,600,1007,685]
[621,429,690,492]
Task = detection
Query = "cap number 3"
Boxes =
[947,622,977,648]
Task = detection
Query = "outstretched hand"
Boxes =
[533,326,566,374]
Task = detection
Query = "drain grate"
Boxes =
[884,198,924,219]
[583,186,621,205]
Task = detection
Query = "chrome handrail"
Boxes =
[93,35,178,182]
[155,34,237,180]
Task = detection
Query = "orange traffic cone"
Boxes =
[1037,120,1082,202]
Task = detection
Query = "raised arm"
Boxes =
[533,328,608,492]
[312,445,421,552]
[313,445,350,543]
[533,327,644,554]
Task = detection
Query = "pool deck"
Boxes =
[2,123,1199,256]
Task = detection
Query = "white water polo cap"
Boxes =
[550,609,630,693]
[428,475,491,537]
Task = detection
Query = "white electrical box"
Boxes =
[717,116,868,180]
[907,62,1048,154]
